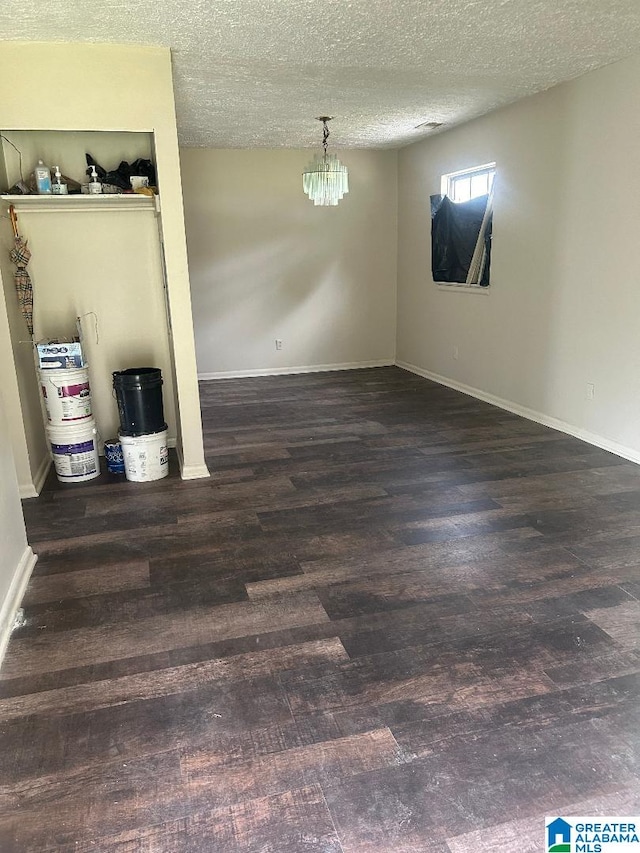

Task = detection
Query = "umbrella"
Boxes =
[8,205,33,336]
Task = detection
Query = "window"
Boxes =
[431,162,496,288]
[441,162,495,204]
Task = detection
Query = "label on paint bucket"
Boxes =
[50,440,98,477]
[43,382,91,420]
[40,367,92,424]
[120,430,169,482]
[37,339,84,370]
[56,382,90,399]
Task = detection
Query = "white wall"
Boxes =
[181,149,397,376]
[397,53,640,460]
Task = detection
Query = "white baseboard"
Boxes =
[198,359,394,381]
[181,463,211,480]
[20,453,53,499]
[19,483,38,499]
[396,360,640,466]
[19,451,52,499]
[0,546,37,671]
[32,452,52,495]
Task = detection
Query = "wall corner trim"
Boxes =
[175,445,210,481]
[181,464,211,480]
[396,360,640,466]
[19,484,38,500]
[0,545,37,671]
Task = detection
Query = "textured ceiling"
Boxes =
[1,0,640,148]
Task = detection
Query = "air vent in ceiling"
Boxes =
[414,121,443,130]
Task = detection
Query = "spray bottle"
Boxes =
[51,166,68,196]
[88,165,102,195]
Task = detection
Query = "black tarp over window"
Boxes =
[430,194,492,287]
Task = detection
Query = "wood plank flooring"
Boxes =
[1,366,639,852]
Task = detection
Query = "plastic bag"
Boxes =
[430,194,492,286]
[85,154,157,190]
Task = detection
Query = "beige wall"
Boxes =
[181,149,397,376]
[0,393,28,590]
[0,277,35,666]
[397,52,640,461]
[0,226,49,496]
[14,204,177,445]
[0,43,208,480]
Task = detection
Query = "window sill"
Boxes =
[436,283,491,294]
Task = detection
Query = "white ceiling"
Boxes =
[1,0,640,149]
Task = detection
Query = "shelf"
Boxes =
[1,194,159,213]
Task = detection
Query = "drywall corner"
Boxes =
[0,546,37,671]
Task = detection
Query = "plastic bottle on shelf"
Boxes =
[34,160,52,194]
[51,166,68,195]
[88,166,102,195]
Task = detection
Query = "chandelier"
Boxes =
[303,117,349,206]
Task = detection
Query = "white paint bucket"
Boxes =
[39,366,92,424]
[46,418,100,483]
[119,429,168,482]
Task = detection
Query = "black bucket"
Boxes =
[113,367,167,437]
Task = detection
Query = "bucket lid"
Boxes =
[113,367,161,378]
[113,367,163,389]
[119,427,168,441]
[118,423,168,438]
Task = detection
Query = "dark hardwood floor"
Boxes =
[1,366,639,851]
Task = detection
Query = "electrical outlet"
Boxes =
[586,382,595,400]
[275,339,283,351]
[452,346,459,360]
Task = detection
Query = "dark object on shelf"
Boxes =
[86,153,156,191]
[113,367,167,437]
[7,180,29,195]
[63,174,83,194]
[85,154,107,181]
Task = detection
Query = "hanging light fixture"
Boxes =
[303,117,349,206]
